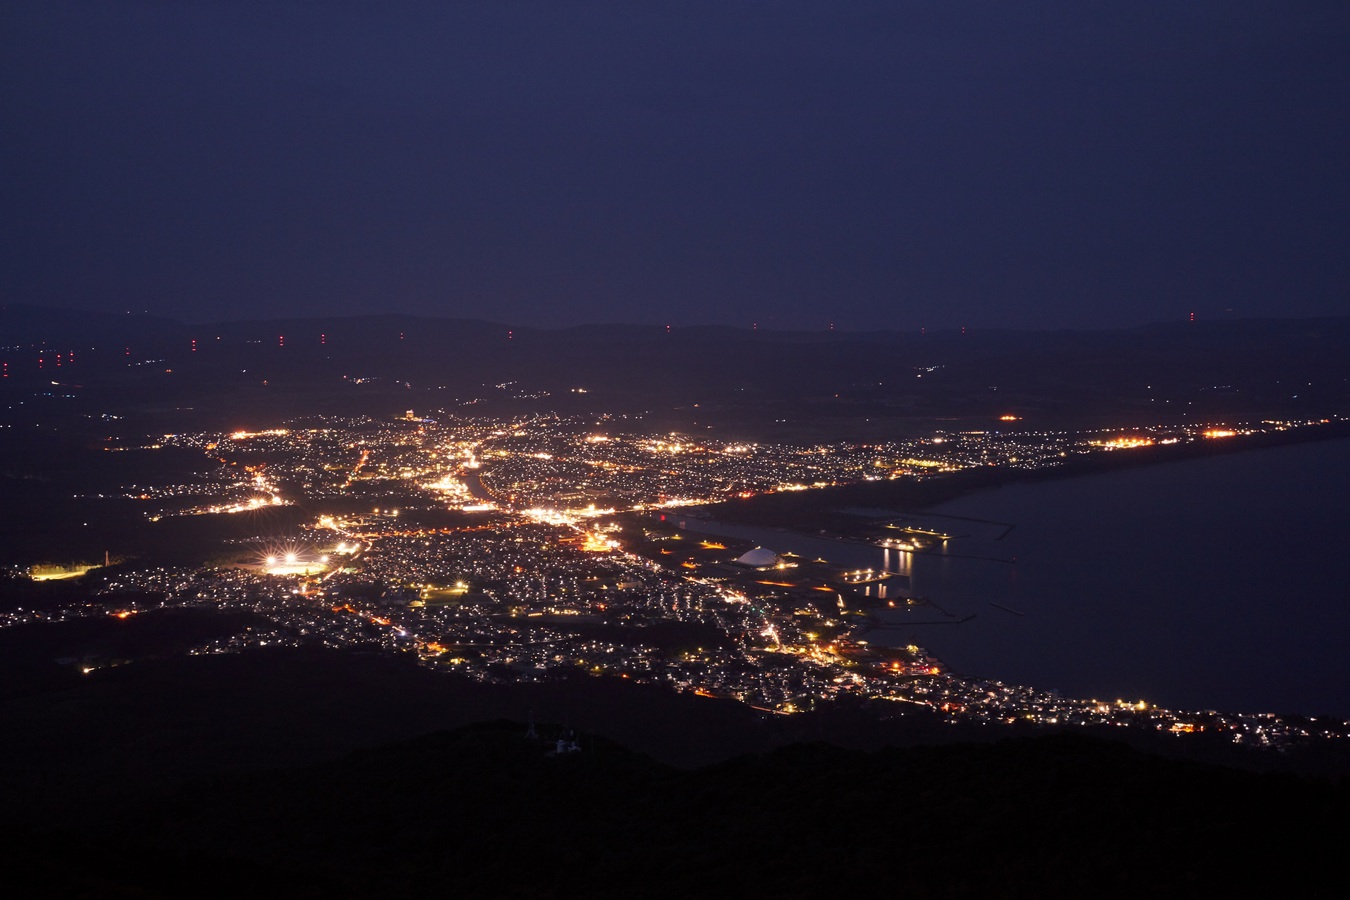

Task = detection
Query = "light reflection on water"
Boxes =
[883,546,913,577]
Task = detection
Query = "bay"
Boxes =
[912,437,1350,717]
[691,438,1350,717]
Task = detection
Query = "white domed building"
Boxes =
[732,547,781,570]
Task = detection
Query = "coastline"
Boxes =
[707,418,1350,530]
[688,431,1350,719]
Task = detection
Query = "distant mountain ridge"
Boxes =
[3,303,1348,432]
[7,300,1350,341]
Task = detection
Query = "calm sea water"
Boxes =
[694,438,1350,717]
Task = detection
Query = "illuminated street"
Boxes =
[7,411,1344,754]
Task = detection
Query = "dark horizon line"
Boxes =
[5,301,1347,337]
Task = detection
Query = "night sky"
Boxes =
[3,2,1348,331]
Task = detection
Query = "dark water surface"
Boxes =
[695,438,1350,717]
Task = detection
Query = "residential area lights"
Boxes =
[18,411,1345,755]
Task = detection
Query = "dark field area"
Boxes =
[0,661,1343,897]
[0,644,1343,898]
[5,309,1349,437]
